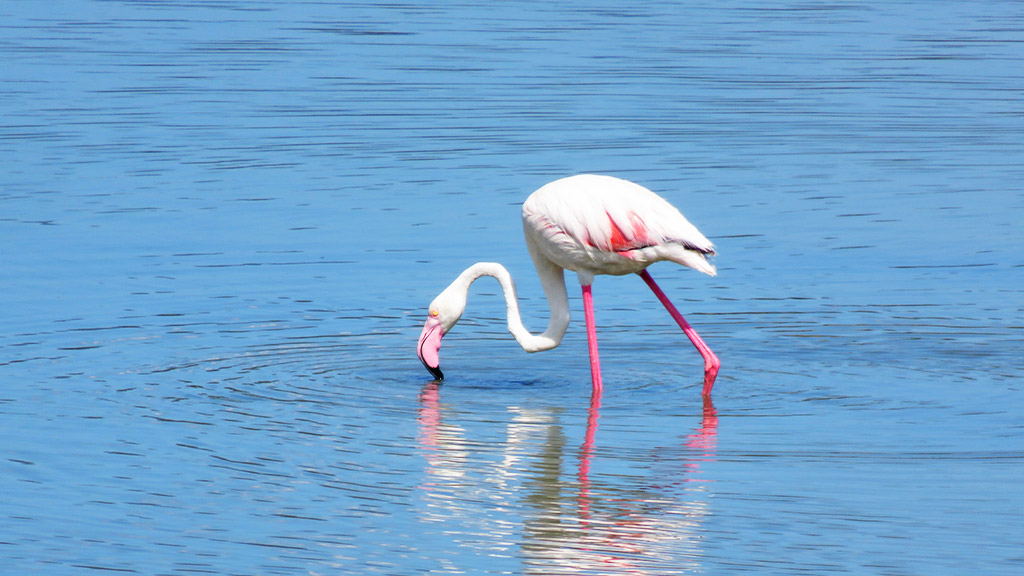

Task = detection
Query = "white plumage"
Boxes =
[522,174,717,278]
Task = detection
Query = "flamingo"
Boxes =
[416,174,720,395]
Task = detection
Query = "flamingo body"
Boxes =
[523,174,716,279]
[417,174,720,396]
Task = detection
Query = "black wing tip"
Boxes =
[679,239,715,255]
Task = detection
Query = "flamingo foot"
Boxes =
[702,354,720,396]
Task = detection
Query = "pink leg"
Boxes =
[581,284,604,393]
[639,269,720,396]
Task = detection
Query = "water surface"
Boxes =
[2,1,1022,574]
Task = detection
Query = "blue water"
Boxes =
[3,1,1023,574]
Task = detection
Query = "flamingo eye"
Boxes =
[430,309,439,317]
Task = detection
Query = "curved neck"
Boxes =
[457,261,569,353]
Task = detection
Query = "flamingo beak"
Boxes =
[417,315,444,380]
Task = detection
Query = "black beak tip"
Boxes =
[421,359,444,381]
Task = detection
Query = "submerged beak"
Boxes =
[416,315,444,380]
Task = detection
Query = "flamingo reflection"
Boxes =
[417,384,718,574]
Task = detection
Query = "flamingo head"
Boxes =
[416,286,465,381]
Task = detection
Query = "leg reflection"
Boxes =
[571,391,719,574]
[683,395,718,474]
[576,388,601,526]
[416,383,719,575]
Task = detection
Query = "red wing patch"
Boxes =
[606,211,651,252]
